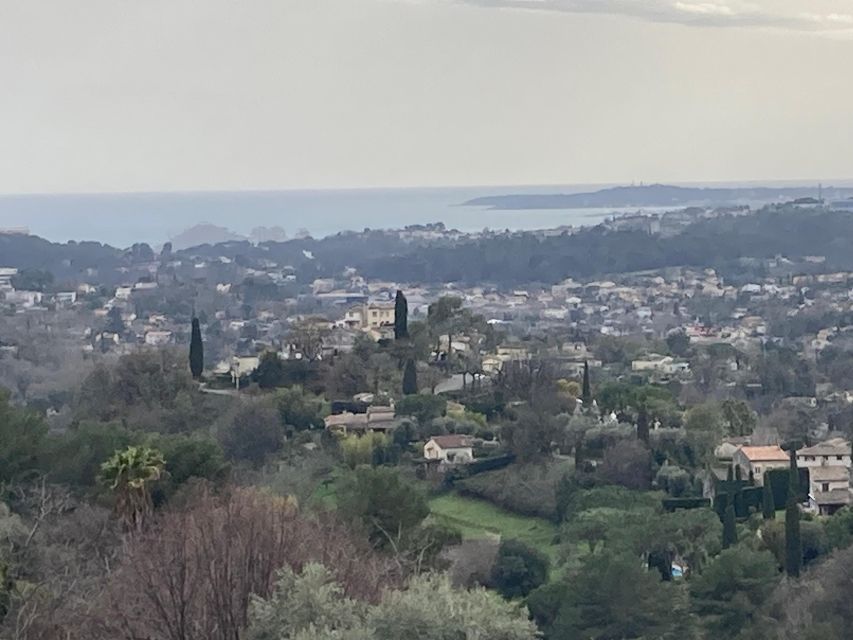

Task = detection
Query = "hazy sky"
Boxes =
[1,0,852,194]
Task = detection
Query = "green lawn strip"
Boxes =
[429,493,559,562]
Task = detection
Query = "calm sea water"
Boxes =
[0,185,634,248]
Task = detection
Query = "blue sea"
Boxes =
[0,184,635,248]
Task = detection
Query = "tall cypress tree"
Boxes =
[722,502,738,549]
[762,478,775,520]
[581,361,592,407]
[402,358,418,396]
[189,317,204,380]
[734,485,745,518]
[394,290,409,340]
[785,446,802,577]
[727,465,734,482]
[636,406,649,443]
[788,447,800,500]
[785,494,802,577]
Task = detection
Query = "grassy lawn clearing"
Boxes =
[429,492,560,562]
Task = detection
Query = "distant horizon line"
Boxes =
[1,177,853,199]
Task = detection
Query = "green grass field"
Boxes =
[429,492,560,562]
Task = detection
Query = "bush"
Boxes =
[337,466,429,548]
[825,506,853,550]
[689,547,779,637]
[456,462,572,520]
[655,464,693,497]
[275,386,327,431]
[597,440,652,490]
[42,420,133,487]
[490,539,549,599]
[662,497,712,512]
[396,394,447,425]
[557,483,662,523]
[761,519,830,567]
[765,467,808,506]
[340,433,397,469]
[218,402,284,466]
[530,553,684,639]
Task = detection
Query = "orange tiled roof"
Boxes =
[738,445,788,462]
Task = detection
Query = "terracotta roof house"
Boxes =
[733,445,789,485]
[424,435,474,464]
[324,406,398,435]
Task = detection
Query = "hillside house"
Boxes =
[55,291,78,306]
[807,466,851,515]
[424,435,474,463]
[4,290,43,307]
[0,268,17,291]
[732,445,789,485]
[342,302,396,331]
[114,286,133,300]
[214,355,260,387]
[797,439,851,469]
[324,406,397,435]
[144,330,173,347]
[631,355,690,375]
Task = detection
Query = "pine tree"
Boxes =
[749,469,755,484]
[581,361,592,407]
[727,465,734,482]
[785,447,802,577]
[394,290,409,340]
[762,478,775,520]
[722,502,738,549]
[402,358,418,396]
[636,406,650,443]
[189,317,204,380]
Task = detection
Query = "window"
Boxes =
[822,483,830,492]
[838,455,844,461]
[755,466,761,473]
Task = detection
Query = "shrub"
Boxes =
[396,394,447,425]
[489,539,549,599]
[597,440,653,490]
[655,464,693,497]
[662,497,711,512]
[337,466,429,548]
[456,462,571,520]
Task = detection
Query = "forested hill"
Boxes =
[0,233,129,280]
[6,206,853,286]
[357,207,853,284]
[463,184,853,210]
[188,206,853,285]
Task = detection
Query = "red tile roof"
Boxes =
[738,445,788,462]
[428,435,473,450]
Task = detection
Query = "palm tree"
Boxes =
[100,446,166,531]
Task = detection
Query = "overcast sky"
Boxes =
[1,0,852,194]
